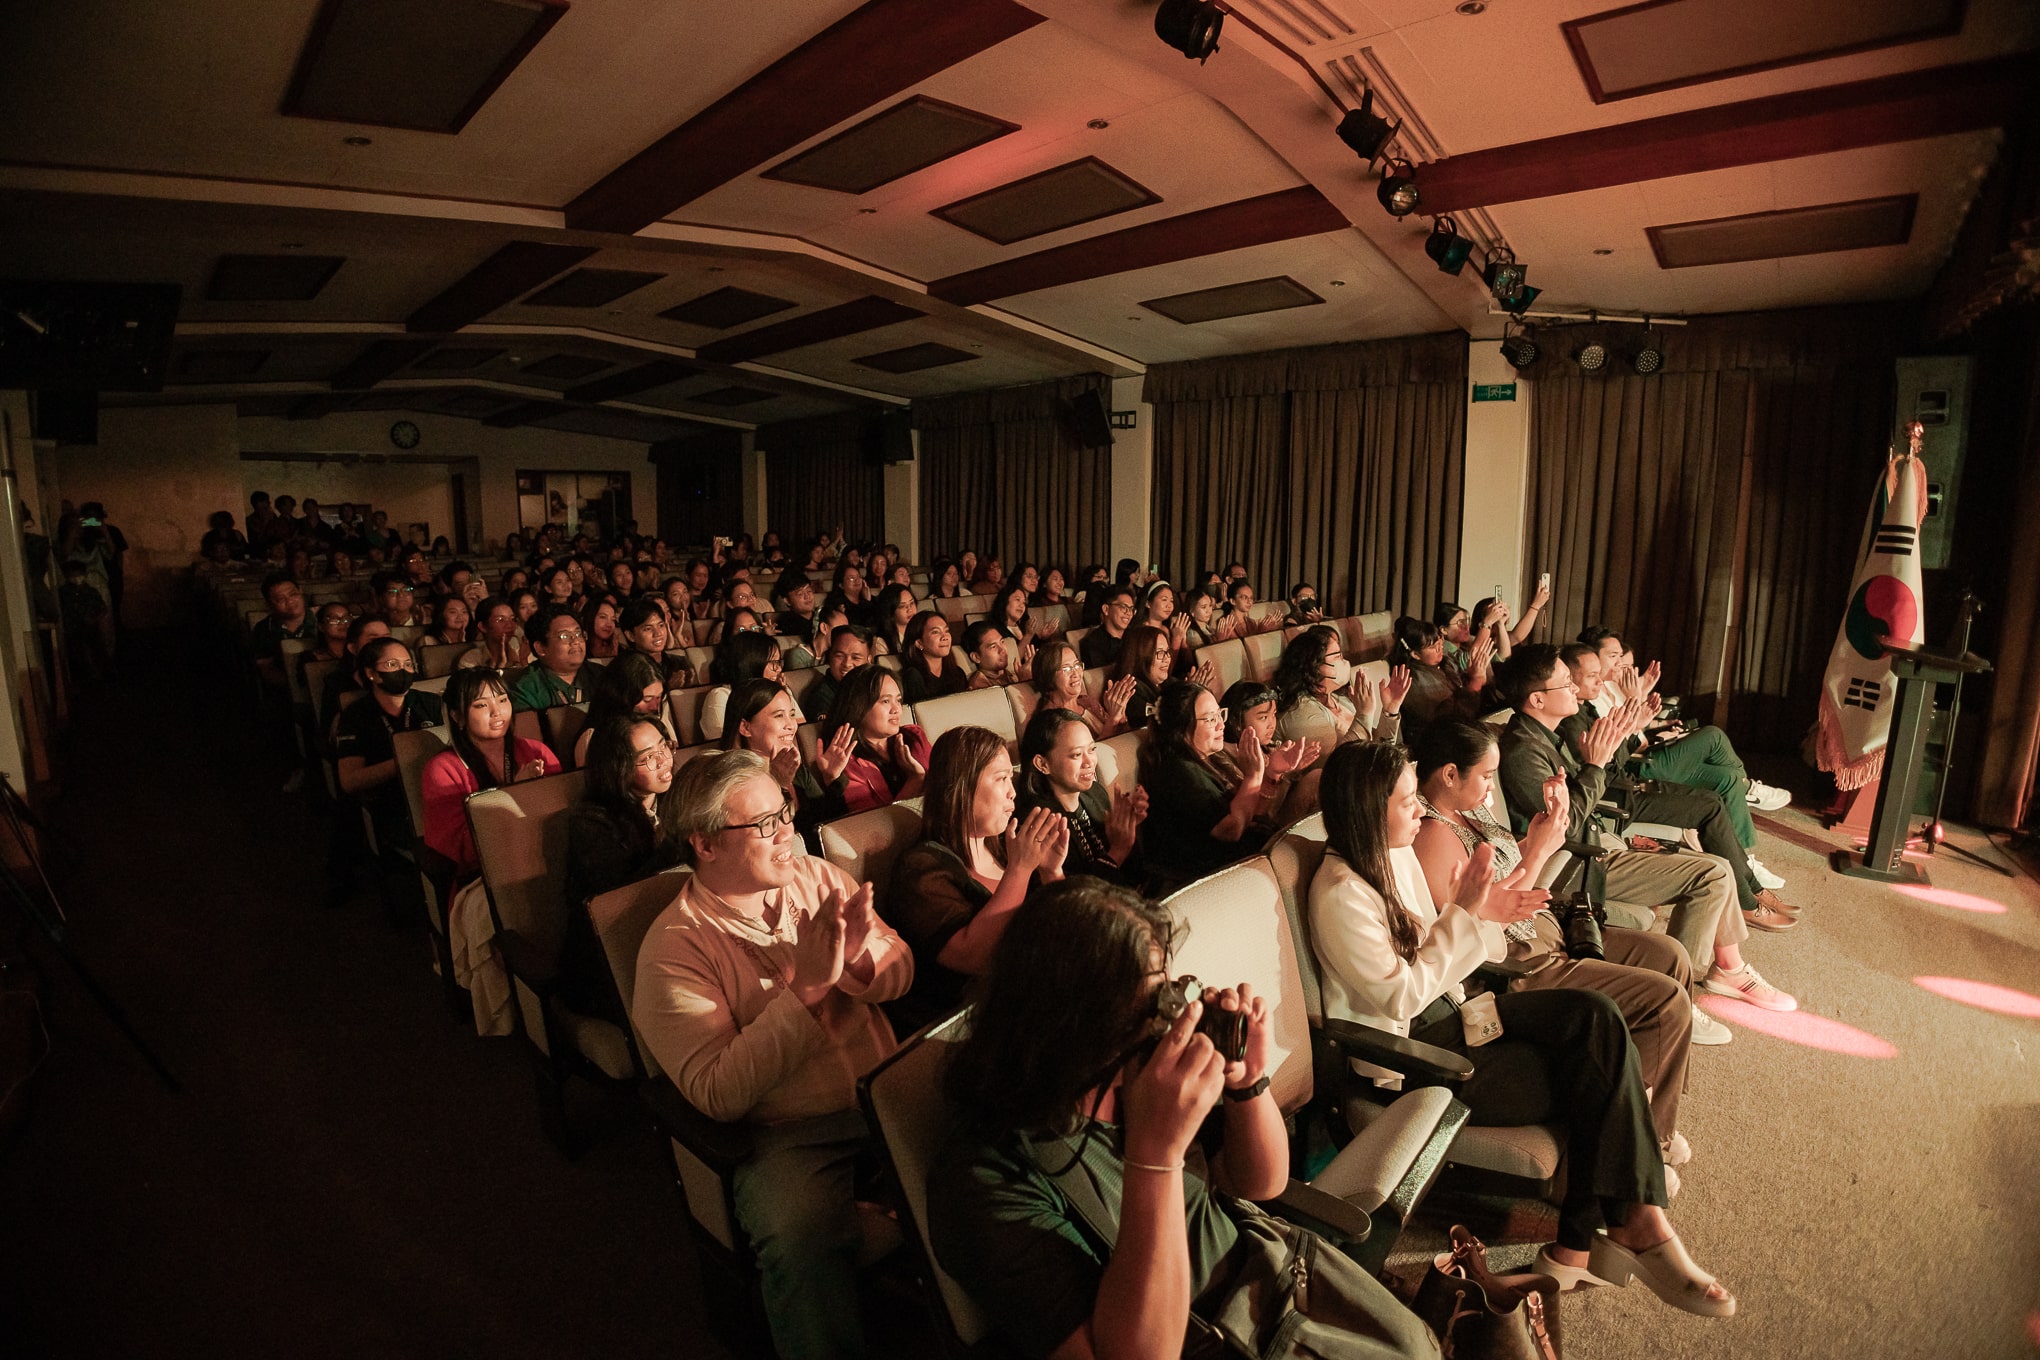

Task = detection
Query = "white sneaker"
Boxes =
[1745,780,1791,811]
[1689,1005,1733,1045]
[1746,854,1785,890]
[1663,1130,1693,1167]
[1702,963,1798,1012]
[1662,1162,1680,1198]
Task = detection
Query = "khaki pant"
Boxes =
[1599,847,1743,974]
[1511,921,1694,1143]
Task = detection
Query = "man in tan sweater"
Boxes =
[635,750,913,1360]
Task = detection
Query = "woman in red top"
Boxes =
[420,667,561,882]
[819,664,929,815]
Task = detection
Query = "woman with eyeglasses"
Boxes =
[701,630,802,742]
[890,725,1069,1021]
[1108,624,1205,733]
[900,611,969,704]
[1031,640,1133,738]
[459,597,531,671]
[1013,706,1146,886]
[821,664,929,815]
[573,650,670,769]
[722,677,855,850]
[421,666,562,1035]
[1136,680,1317,892]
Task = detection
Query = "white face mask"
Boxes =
[1323,656,1353,690]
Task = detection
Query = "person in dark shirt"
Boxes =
[1106,625,1172,732]
[1012,707,1145,886]
[805,625,871,726]
[331,635,444,909]
[899,611,969,704]
[1079,585,1137,670]
[1136,681,1312,893]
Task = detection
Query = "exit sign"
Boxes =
[1472,382,1517,403]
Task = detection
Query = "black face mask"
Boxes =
[1295,597,1318,612]
[374,669,416,696]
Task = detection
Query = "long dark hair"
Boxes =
[589,650,671,737]
[1135,679,1212,787]
[994,581,1031,630]
[1391,615,1441,670]
[1110,624,1167,686]
[581,714,680,853]
[1273,624,1339,711]
[1319,741,1422,961]
[721,677,791,752]
[919,725,1009,863]
[818,664,895,756]
[444,667,514,789]
[712,629,778,687]
[1018,706,1088,804]
[943,877,1176,1136]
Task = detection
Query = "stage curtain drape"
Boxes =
[1144,332,1465,616]
[1517,304,1910,752]
[760,414,885,546]
[913,374,1112,570]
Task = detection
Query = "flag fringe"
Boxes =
[1815,690,1885,790]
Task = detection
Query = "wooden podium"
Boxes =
[1830,636,1992,885]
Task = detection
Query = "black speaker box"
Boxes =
[0,281,181,391]
[1064,388,1113,449]
[865,409,914,465]
[32,390,98,445]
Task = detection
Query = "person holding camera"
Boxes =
[1308,740,1735,1316]
[1410,718,1708,1155]
[929,877,1437,1360]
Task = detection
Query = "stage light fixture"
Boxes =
[1631,327,1663,375]
[1424,218,1473,276]
[1336,89,1398,164]
[1576,341,1607,372]
[1496,284,1540,315]
[1500,324,1538,369]
[1482,251,1526,301]
[1154,0,1224,62]
[1376,159,1419,217]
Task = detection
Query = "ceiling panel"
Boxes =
[930,157,1159,245]
[282,0,567,133]
[1140,275,1326,324]
[762,95,1019,195]
[1647,193,1917,268]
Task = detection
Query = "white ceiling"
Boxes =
[0,0,2033,442]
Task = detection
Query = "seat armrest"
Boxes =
[1475,955,1550,984]
[1264,1179,1371,1247]
[639,1076,752,1171]
[1319,1018,1473,1084]
[494,927,559,992]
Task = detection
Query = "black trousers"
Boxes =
[1413,987,1665,1250]
[1625,781,1760,913]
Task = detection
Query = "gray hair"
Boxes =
[671,748,774,852]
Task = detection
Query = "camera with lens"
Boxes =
[1556,895,1607,962]
[1152,974,1247,1062]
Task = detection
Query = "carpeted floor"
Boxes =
[3,641,2038,1359]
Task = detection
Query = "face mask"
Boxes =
[1204,583,1224,601]
[375,669,415,696]
[1323,656,1353,690]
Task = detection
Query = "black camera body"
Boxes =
[1556,894,1607,962]
[1153,974,1248,1062]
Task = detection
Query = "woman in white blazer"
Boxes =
[1307,740,1735,1319]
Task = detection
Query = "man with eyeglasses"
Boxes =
[1495,644,1797,1014]
[1079,584,1138,669]
[507,608,587,712]
[370,570,419,627]
[635,750,912,1360]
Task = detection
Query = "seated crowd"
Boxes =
[206,502,1810,1360]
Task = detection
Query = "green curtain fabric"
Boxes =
[1144,332,1467,616]
[913,375,1112,570]
[760,414,885,546]
[1518,303,1909,752]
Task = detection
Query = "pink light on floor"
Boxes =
[1697,997,1899,1057]
[1891,884,2009,914]
[1912,976,2040,1019]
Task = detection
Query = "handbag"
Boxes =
[1411,1226,1561,1360]
[1028,1132,1440,1360]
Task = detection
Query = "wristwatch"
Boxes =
[1223,1075,1271,1103]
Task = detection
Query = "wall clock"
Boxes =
[389,420,421,450]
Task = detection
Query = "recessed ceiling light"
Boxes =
[1592,247,1614,256]
[1456,1,1486,13]
[280,242,305,250]
[342,135,372,146]
[858,208,878,215]
[1088,119,1110,130]
[1329,280,1346,287]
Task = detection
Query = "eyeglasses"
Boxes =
[1056,661,1083,673]
[724,798,796,838]
[549,629,586,643]
[632,740,679,772]
[384,585,414,595]
[1538,680,1580,694]
[1198,708,1229,726]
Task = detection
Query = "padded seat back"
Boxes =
[781,666,821,706]
[673,645,716,684]
[417,642,466,678]
[860,1012,989,1348]
[413,674,449,697]
[1350,612,1394,663]
[667,685,714,747]
[1161,858,1314,1117]
[1005,684,1039,733]
[1027,603,1069,638]
[281,638,313,705]
[388,624,425,646]
[541,703,591,769]
[1357,659,1389,696]
[1266,815,1330,1022]
[587,870,691,1080]
[1249,600,1289,628]
[1197,638,1248,696]
[817,799,923,915]
[1083,665,1107,700]
[912,688,1016,748]
[467,771,588,1051]
[1242,629,1286,683]
[1092,730,1145,796]
[1066,626,1091,652]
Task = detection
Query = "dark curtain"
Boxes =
[1517,304,1909,752]
[760,414,885,546]
[913,375,1112,570]
[1145,332,1466,616]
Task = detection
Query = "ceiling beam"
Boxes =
[1419,54,2040,216]
[330,338,440,390]
[696,296,923,365]
[482,398,571,428]
[929,186,1349,307]
[565,358,699,404]
[564,0,1045,234]
[405,241,596,332]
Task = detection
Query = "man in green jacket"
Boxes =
[508,607,586,712]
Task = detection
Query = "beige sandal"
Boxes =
[1589,1231,1737,1318]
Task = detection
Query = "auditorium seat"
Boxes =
[1243,629,1286,683]
[1197,638,1249,696]
[781,666,821,706]
[1348,612,1395,663]
[1005,683,1039,733]
[392,725,465,1019]
[666,685,713,747]
[417,642,465,679]
[1091,730,1144,795]
[817,799,924,917]
[910,687,1016,749]
[671,645,716,682]
[1083,665,1107,700]
[1027,603,1070,637]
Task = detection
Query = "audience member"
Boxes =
[702,631,801,741]
[1012,706,1145,885]
[1080,584,1137,669]
[1307,740,1733,1314]
[1032,640,1133,737]
[1272,624,1408,761]
[574,651,670,768]
[1137,680,1310,890]
[819,666,928,814]
[634,750,912,1360]
[507,607,587,711]
[899,611,968,703]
